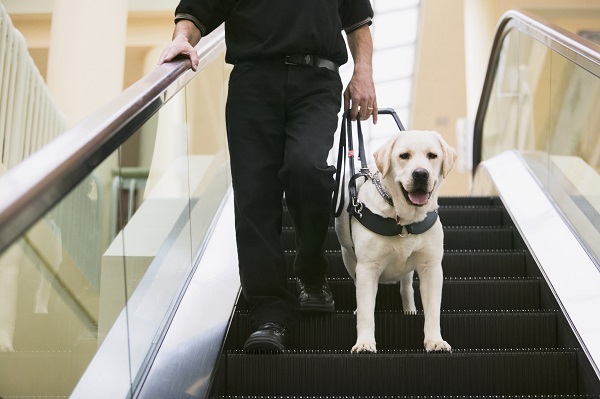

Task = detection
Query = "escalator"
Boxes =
[1,8,600,399]
[208,197,600,397]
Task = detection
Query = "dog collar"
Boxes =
[370,171,394,207]
[349,203,438,237]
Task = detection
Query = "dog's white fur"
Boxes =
[335,130,457,353]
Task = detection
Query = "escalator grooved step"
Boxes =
[285,250,529,278]
[213,396,600,399]
[210,196,600,397]
[224,311,558,351]
[213,397,600,399]
[235,278,543,312]
[220,349,577,396]
[283,205,507,228]
[281,227,517,251]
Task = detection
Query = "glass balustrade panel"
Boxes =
[480,28,600,267]
[0,51,231,399]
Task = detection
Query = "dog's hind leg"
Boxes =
[399,271,416,314]
[418,264,451,352]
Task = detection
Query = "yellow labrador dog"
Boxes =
[335,130,457,353]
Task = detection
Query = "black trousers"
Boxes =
[226,59,342,331]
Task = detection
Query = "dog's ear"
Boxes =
[373,134,397,177]
[436,132,458,178]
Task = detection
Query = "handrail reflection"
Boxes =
[472,9,600,172]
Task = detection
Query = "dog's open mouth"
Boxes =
[401,185,432,207]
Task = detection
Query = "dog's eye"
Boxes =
[399,153,410,160]
[427,152,438,159]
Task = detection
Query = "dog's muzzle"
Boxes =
[401,168,433,206]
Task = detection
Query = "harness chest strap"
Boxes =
[349,204,438,237]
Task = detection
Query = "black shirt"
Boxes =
[174,0,374,65]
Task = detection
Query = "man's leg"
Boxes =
[226,61,299,338]
[279,66,342,310]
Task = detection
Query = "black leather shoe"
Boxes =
[243,322,288,352]
[297,277,335,313]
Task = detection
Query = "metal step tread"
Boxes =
[285,250,530,278]
[283,205,508,228]
[214,396,599,399]
[213,396,599,399]
[215,349,578,396]
[225,311,558,350]
[235,277,544,312]
[282,226,518,251]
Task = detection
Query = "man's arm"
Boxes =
[158,19,202,71]
[345,24,377,123]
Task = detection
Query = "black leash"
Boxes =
[332,109,367,217]
[332,108,404,218]
[331,108,438,238]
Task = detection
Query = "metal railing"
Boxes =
[0,25,225,255]
[472,9,600,172]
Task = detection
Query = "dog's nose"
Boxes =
[412,168,429,182]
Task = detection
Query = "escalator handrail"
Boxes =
[0,25,226,254]
[472,9,600,173]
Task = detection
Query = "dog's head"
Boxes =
[373,130,457,209]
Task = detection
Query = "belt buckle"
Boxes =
[285,55,298,66]
[285,54,313,67]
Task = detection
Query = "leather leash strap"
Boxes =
[332,108,404,218]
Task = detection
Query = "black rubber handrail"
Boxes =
[472,9,600,173]
[0,26,225,254]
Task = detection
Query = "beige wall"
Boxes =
[411,0,469,196]
[412,0,600,195]
[8,11,176,92]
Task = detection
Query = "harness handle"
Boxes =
[378,107,406,131]
[331,108,405,217]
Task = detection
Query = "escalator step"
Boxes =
[438,196,503,206]
[283,205,506,228]
[438,206,506,227]
[225,311,558,350]
[218,349,577,396]
[329,277,541,311]
[214,396,600,399]
[444,227,517,250]
[211,196,599,398]
[285,250,529,278]
[235,278,542,312]
[281,227,517,251]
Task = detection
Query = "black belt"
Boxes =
[285,54,339,73]
[236,54,339,73]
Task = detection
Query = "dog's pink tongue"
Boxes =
[408,190,429,205]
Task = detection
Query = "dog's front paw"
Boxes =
[352,340,377,353]
[424,339,451,352]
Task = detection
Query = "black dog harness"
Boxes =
[332,109,438,238]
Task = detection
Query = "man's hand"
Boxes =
[345,24,377,124]
[158,20,202,71]
[344,66,377,123]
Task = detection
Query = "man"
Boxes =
[159,0,377,352]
